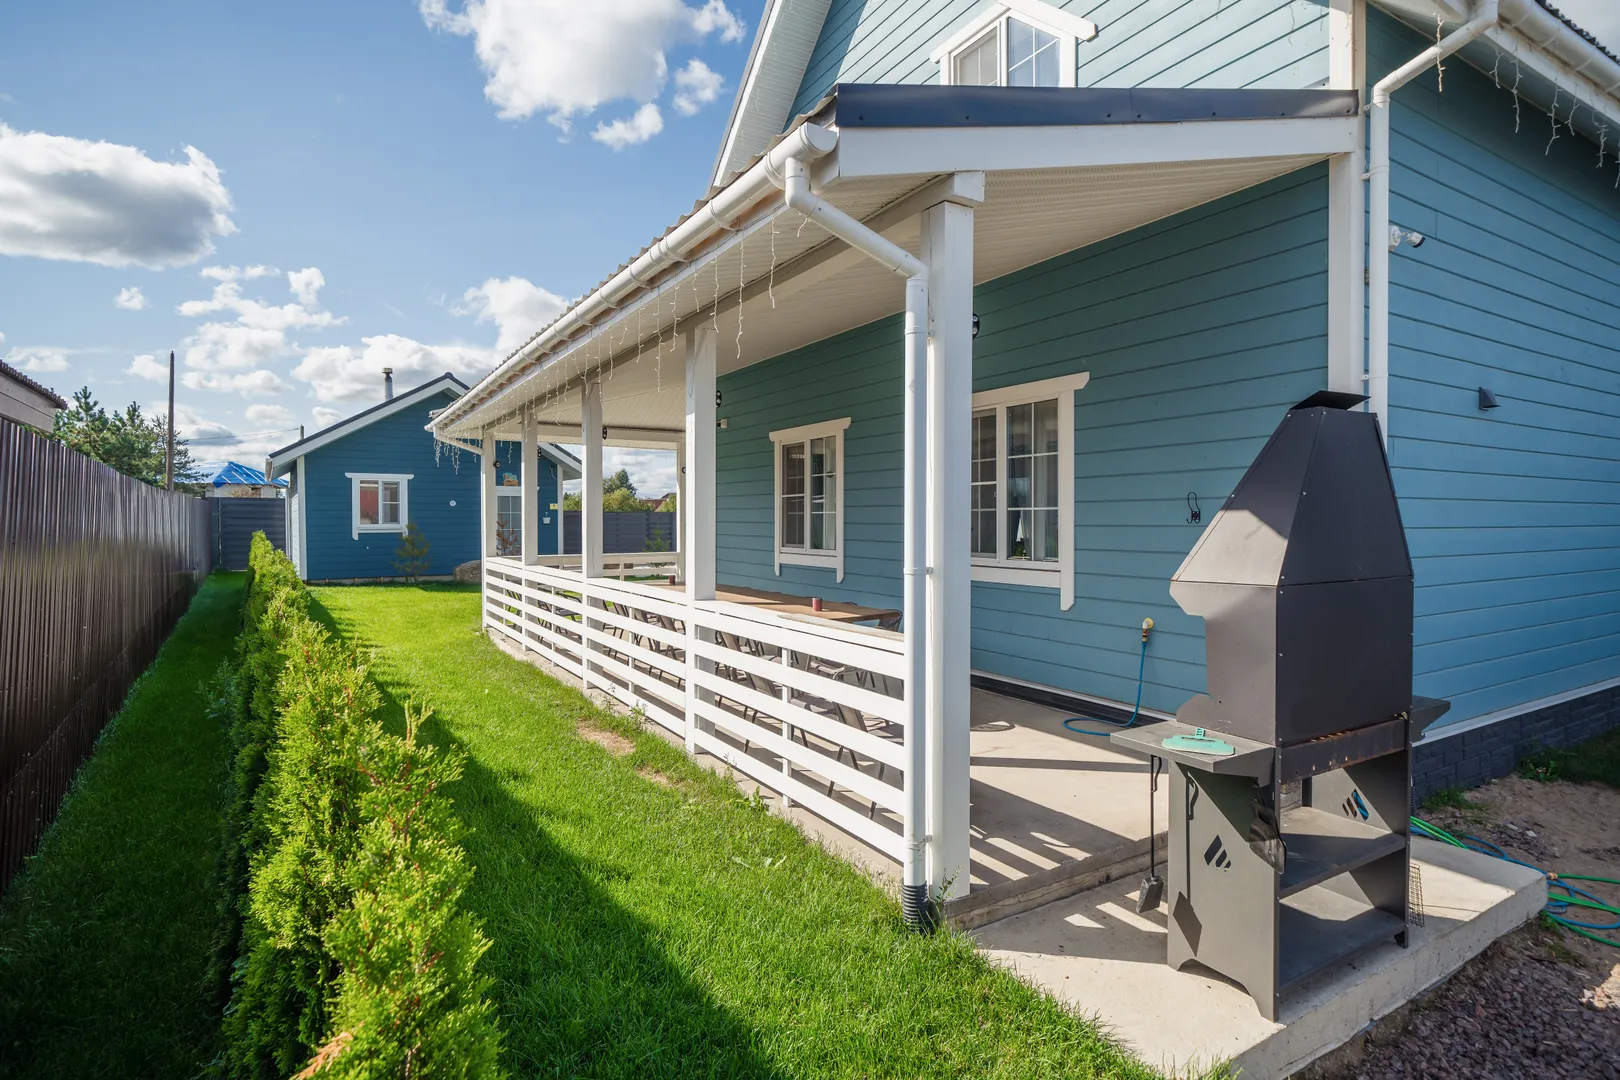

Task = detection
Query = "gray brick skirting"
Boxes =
[1410,683,1620,806]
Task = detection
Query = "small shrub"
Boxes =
[394,523,432,581]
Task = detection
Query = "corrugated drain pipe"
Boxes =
[1368,0,1498,445]
[771,156,934,930]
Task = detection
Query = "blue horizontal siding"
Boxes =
[791,0,1331,118]
[302,391,482,580]
[1372,9,1620,725]
[715,166,1329,714]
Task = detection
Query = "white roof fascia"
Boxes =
[930,0,1098,64]
[710,0,834,188]
[539,443,582,480]
[267,373,465,479]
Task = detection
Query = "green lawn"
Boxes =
[0,573,244,1079]
[313,582,1167,1080]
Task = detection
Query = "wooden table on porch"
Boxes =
[650,582,902,631]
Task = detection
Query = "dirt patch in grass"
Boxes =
[576,720,635,757]
[636,766,677,788]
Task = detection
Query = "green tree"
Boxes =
[562,468,645,512]
[604,468,636,498]
[51,387,202,490]
[393,522,432,581]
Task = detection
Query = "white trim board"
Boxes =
[930,0,1098,64]
[345,472,414,539]
[1416,674,1620,745]
[770,416,850,582]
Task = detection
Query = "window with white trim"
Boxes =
[346,472,413,539]
[934,0,1096,89]
[969,372,1090,609]
[769,417,850,581]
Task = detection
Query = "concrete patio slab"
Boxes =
[973,838,1546,1079]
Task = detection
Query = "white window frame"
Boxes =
[346,472,413,539]
[932,0,1096,88]
[769,417,850,582]
[969,372,1089,610]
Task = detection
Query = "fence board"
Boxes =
[0,420,211,892]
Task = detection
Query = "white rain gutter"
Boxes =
[1368,0,1498,447]
[1497,0,1620,99]
[432,122,840,439]
[774,156,934,929]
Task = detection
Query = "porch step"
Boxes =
[945,833,1166,932]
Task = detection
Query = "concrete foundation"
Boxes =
[973,838,1546,1079]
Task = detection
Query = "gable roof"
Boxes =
[710,0,832,188]
[0,359,68,410]
[197,460,287,487]
[538,443,582,480]
[267,372,468,478]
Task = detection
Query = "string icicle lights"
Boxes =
[736,233,747,364]
[1547,85,1563,155]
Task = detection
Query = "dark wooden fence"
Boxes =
[212,497,286,570]
[563,511,676,555]
[0,420,211,893]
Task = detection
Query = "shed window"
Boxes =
[346,472,413,538]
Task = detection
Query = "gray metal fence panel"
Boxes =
[212,498,286,571]
[562,511,676,555]
[0,419,211,893]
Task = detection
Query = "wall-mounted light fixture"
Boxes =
[1478,387,1500,411]
[971,313,981,338]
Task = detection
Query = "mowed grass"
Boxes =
[313,583,1166,1080]
[0,573,244,1078]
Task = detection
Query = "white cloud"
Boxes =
[177,279,341,333]
[457,275,568,352]
[114,286,147,311]
[165,403,235,444]
[295,334,497,403]
[245,402,297,427]
[288,267,324,307]
[182,322,288,372]
[419,0,744,134]
[607,447,677,497]
[127,353,169,381]
[0,123,234,267]
[312,406,344,428]
[181,368,292,396]
[672,58,724,116]
[592,103,665,149]
[200,263,278,283]
[6,345,69,372]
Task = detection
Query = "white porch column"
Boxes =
[1327,0,1366,397]
[683,326,717,754]
[581,381,604,579]
[922,200,974,900]
[480,425,498,558]
[520,413,540,565]
[674,441,687,582]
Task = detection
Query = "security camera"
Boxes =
[1388,226,1426,251]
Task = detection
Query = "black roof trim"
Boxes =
[0,359,68,409]
[830,84,1361,128]
[269,372,467,460]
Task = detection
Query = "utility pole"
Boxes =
[165,349,175,491]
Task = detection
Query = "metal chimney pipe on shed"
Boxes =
[383,367,394,401]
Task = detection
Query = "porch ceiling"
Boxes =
[467,150,1327,445]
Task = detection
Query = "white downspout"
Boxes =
[1368,0,1498,447]
[777,156,935,929]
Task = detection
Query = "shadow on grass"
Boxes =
[307,591,786,1079]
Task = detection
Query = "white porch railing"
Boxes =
[482,556,907,860]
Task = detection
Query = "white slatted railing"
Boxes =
[482,556,908,860]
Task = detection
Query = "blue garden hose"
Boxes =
[1064,635,1148,738]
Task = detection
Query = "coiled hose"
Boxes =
[1063,636,1147,738]
[1411,815,1620,949]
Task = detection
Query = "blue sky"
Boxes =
[0,0,766,492]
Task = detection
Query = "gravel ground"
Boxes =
[1305,777,1620,1080]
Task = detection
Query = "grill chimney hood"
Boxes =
[1170,392,1413,746]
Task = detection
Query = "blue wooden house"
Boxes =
[428,0,1620,915]
[268,372,578,582]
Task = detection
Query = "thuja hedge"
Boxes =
[213,533,501,1079]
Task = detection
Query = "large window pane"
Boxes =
[782,442,806,548]
[380,481,401,525]
[496,493,521,556]
[971,412,997,558]
[1005,398,1060,562]
[954,26,1000,86]
[1007,18,1060,87]
[809,436,836,551]
[359,481,379,525]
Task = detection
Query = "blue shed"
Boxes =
[268,372,578,582]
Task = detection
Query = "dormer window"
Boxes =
[934,0,1097,89]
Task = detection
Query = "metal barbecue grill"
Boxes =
[1114,391,1448,1019]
